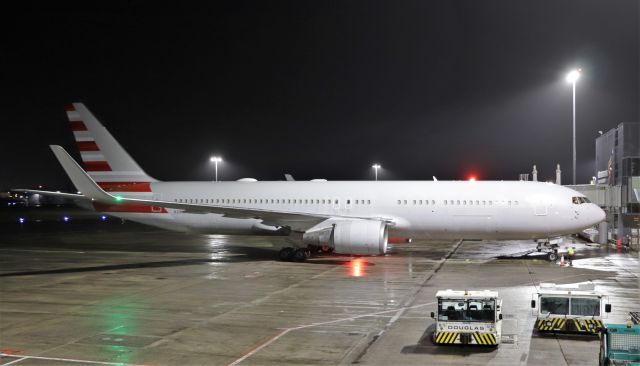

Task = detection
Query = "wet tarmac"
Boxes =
[0,210,638,366]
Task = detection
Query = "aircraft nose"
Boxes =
[592,205,606,225]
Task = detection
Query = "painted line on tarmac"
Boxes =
[227,241,465,366]
[227,328,292,366]
[1,357,28,366]
[226,301,437,366]
[0,353,148,366]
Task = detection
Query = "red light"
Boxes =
[468,176,476,181]
[346,258,367,277]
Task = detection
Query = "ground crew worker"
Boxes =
[567,246,575,266]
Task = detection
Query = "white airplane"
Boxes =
[20,103,606,261]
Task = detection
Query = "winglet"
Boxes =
[284,174,295,181]
[49,145,118,203]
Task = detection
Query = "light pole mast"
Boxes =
[371,164,381,181]
[210,156,222,182]
[566,69,581,185]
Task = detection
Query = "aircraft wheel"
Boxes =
[278,247,294,261]
[547,252,558,262]
[321,245,333,253]
[293,248,309,261]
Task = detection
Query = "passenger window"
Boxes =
[432,200,435,205]
[413,200,416,205]
[347,200,351,204]
[398,200,401,205]
[469,200,472,205]
[404,200,407,205]
[367,200,371,204]
[463,200,467,205]
[457,200,460,205]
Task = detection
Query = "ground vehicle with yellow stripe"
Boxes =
[531,283,611,335]
[430,290,502,346]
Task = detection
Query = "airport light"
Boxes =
[210,156,223,182]
[566,68,581,185]
[371,164,381,181]
[63,216,70,222]
[18,217,25,224]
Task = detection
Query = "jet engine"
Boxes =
[303,219,388,255]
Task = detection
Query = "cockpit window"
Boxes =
[572,196,591,204]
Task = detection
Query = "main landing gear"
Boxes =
[278,245,333,261]
[278,247,310,261]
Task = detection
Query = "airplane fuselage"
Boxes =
[102,180,604,240]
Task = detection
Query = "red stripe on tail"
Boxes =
[93,202,167,213]
[64,103,76,111]
[77,141,99,151]
[70,121,88,131]
[84,161,112,171]
[97,182,152,192]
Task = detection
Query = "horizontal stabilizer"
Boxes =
[10,188,90,200]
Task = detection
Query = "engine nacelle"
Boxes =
[303,220,388,255]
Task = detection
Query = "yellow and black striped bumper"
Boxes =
[537,318,602,333]
[572,319,602,333]
[537,318,567,331]
[472,332,497,345]
[435,332,498,345]
[434,332,458,344]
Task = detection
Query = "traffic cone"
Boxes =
[560,255,565,267]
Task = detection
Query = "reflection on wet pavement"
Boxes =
[0,222,638,366]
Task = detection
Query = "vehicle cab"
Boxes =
[431,289,502,346]
[531,283,611,334]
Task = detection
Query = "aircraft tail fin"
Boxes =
[64,103,157,187]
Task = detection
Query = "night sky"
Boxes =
[3,1,639,189]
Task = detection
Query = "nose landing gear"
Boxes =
[536,239,560,262]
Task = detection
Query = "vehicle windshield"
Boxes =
[540,296,600,316]
[571,297,600,316]
[540,297,569,315]
[438,298,495,322]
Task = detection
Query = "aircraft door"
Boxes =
[534,199,548,216]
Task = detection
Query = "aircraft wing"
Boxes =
[49,145,392,231]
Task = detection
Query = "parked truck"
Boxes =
[431,290,502,346]
[531,283,611,334]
